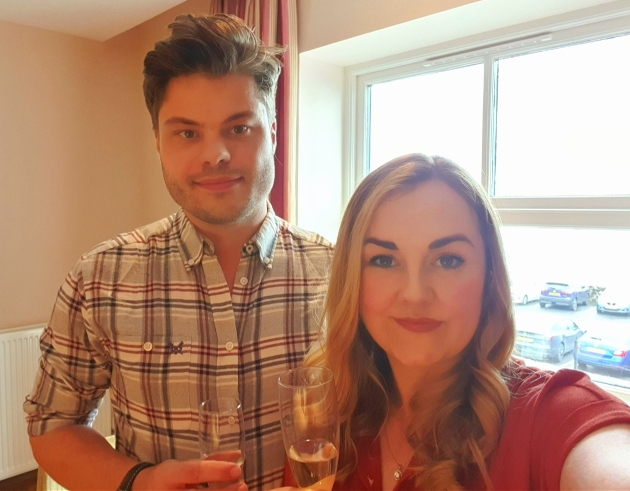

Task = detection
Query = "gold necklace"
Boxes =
[384,424,411,481]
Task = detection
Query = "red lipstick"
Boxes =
[394,317,442,333]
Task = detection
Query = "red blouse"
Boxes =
[333,367,630,490]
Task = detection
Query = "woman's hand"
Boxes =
[132,458,246,490]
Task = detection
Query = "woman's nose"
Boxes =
[401,271,433,303]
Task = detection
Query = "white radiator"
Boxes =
[0,324,112,480]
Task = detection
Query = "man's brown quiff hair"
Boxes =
[143,13,285,129]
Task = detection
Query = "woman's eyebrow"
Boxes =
[429,234,473,249]
[363,237,397,250]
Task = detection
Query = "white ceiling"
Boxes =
[0,0,188,42]
[0,0,627,48]
[304,0,629,66]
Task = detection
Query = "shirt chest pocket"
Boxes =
[113,335,193,432]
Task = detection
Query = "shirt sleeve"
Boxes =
[23,257,111,436]
[529,369,630,490]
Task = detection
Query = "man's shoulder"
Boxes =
[276,217,334,251]
[82,213,178,259]
[271,218,334,278]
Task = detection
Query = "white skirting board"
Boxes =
[0,324,112,480]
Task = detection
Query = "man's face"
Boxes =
[155,74,276,228]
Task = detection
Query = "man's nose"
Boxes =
[200,135,230,166]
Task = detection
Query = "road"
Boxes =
[513,301,630,391]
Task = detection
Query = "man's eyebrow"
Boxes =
[162,111,256,127]
[224,111,256,123]
[162,117,199,126]
[429,234,474,249]
[363,237,397,250]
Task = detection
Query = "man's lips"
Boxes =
[194,176,242,192]
[394,317,442,333]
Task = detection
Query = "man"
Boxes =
[24,13,333,491]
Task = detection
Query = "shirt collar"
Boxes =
[174,203,279,271]
[175,210,205,270]
[243,202,278,269]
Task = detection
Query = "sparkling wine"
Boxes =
[288,438,338,491]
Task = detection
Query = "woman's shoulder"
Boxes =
[501,361,630,466]
[489,361,630,490]
[505,359,600,401]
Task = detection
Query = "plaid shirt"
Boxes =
[25,206,333,491]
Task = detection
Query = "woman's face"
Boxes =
[359,180,486,374]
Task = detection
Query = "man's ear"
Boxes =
[271,120,277,151]
[154,128,161,155]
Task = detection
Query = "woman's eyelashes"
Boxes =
[368,254,395,268]
[436,254,465,270]
[365,252,466,271]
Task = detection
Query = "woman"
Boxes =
[306,154,630,490]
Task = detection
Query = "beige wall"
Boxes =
[0,0,210,331]
[297,0,479,52]
[0,0,485,330]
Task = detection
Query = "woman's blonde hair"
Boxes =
[307,154,515,490]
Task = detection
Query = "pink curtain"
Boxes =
[209,0,298,220]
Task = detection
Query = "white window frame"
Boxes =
[344,8,630,230]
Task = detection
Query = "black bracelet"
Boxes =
[116,462,154,491]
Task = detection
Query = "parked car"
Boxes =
[596,286,630,315]
[577,327,630,378]
[511,283,541,305]
[539,282,589,311]
[515,318,584,363]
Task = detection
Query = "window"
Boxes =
[369,64,484,182]
[349,11,630,397]
[494,34,630,198]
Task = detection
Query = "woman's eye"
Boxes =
[369,255,394,268]
[437,255,464,270]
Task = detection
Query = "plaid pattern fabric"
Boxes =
[24,206,333,491]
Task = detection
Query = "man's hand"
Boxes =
[132,458,246,490]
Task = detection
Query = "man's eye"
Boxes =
[178,129,197,139]
[232,125,250,135]
[369,255,394,268]
[437,255,464,270]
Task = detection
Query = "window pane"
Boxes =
[495,34,630,197]
[503,225,630,391]
[368,64,484,181]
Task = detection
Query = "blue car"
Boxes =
[539,282,589,311]
[515,318,584,363]
[577,327,630,378]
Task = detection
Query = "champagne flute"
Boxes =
[278,367,339,491]
[198,397,245,489]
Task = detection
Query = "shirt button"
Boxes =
[228,416,236,425]
[143,342,153,351]
[225,341,234,351]
[187,259,195,266]
[239,277,248,286]
[263,257,270,264]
